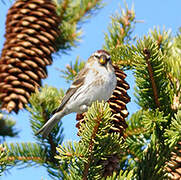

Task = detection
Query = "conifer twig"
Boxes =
[82,109,102,180]
[143,48,160,108]
[7,156,42,161]
[59,0,69,20]
[70,0,102,23]
[125,127,149,137]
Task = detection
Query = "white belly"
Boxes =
[66,67,117,114]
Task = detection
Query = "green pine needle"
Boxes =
[164,110,181,148]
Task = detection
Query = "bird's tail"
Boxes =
[36,111,65,138]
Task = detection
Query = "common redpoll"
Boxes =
[36,50,117,138]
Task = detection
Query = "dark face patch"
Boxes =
[93,49,111,65]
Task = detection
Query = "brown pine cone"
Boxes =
[98,154,120,177]
[0,0,60,113]
[167,142,181,180]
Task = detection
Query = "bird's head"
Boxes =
[87,49,111,66]
[92,49,111,65]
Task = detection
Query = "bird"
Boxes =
[36,49,117,138]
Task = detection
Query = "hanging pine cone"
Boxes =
[76,65,130,136]
[108,65,130,135]
[98,154,120,177]
[0,0,60,113]
[166,142,181,180]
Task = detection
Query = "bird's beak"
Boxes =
[99,56,106,65]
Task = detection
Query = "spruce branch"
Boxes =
[143,28,181,112]
[60,57,85,83]
[132,36,171,113]
[109,45,133,70]
[55,0,104,50]
[56,0,104,49]
[125,107,170,173]
[104,3,136,50]
[126,134,148,161]
[125,109,167,144]
[56,141,85,162]
[143,48,160,108]
[149,28,173,60]
[164,110,181,148]
[135,140,168,180]
[0,142,66,177]
[55,0,69,20]
[148,28,180,111]
[166,29,181,110]
[172,27,181,54]
[124,110,151,160]
[141,109,167,133]
[82,103,103,180]
[2,142,46,166]
[125,110,150,138]
[69,0,104,23]
[56,102,124,179]
[27,85,65,177]
[125,127,148,138]
[27,85,64,138]
[103,2,137,69]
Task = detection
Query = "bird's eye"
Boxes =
[94,55,100,59]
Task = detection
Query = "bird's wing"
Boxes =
[53,67,89,114]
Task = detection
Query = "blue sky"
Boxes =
[1,0,181,179]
